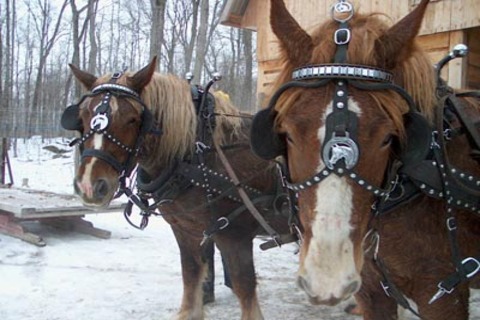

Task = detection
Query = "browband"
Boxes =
[292,64,393,83]
[92,83,139,97]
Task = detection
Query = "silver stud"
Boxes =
[337,90,345,97]
[337,102,345,109]
[420,184,426,189]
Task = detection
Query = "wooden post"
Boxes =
[1,138,6,185]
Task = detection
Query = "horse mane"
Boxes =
[273,10,438,136]
[115,73,243,169]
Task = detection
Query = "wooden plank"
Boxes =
[0,188,126,219]
[241,0,258,30]
[420,0,452,35]
[468,65,480,89]
[451,0,480,30]
[41,216,111,239]
[417,32,450,52]
[0,213,46,246]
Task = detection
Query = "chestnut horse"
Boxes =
[61,58,290,320]
[251,0,480,319]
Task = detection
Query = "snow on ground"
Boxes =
[0,138,479,320]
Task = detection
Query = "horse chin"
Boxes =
[307,295,345,306]
[79,197,114,210]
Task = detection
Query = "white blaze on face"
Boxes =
[300,98,362,300]
[77,97,118,198]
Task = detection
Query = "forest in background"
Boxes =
[0,0,256,139]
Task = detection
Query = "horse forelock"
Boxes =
[272,11,437,135]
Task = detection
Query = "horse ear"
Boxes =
[128,56,157,93]
[374,0,429,69]
[69,64,98,90]
[270,0,313,66]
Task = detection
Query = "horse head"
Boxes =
[255,0,435,305]
[61,58,157,208]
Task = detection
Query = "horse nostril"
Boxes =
[73,179,81,195]
[297,275,316,298]
[343,280,360,297]
[94,179,109,199]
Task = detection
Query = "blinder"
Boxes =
[61,103,82,131]
[251,107,285,160]
[400,112,432,167]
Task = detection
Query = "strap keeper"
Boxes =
[334,28,351,45]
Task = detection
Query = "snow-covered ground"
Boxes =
[0,137,479,320]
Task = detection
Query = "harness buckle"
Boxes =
[462,257,480,279]
[290,223,304,245]
[380,281,391,297]
[334,28,351,45]
[431,131,440,149]
[446,217,457,231]
[217,217,230,230]
[195,141,209,154]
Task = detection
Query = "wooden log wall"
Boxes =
[251,0,480,107]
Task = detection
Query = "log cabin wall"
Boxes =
[220,0,480,109]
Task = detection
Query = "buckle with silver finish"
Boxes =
[334,28,351,45]
[331,0,354,23]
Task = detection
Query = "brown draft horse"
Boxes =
[61,57,289,320]
[251,0,480,319]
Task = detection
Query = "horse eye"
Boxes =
[127,118,137,125]
[381,134,393,147]
[285,133,294,144]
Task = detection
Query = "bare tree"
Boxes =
[192,0,208,81]
[29,0,68,135]
[242,29,253,110]
[149,0,167,69]
[87,0,99,73]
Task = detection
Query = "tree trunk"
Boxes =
[242,30,253,111]
[149,0,167,70]
[192,0,208,82]
[184,0,200,76]
[87,0,98,73]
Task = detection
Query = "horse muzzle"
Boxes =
[74,176,116,208]
[296,274,360,306]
